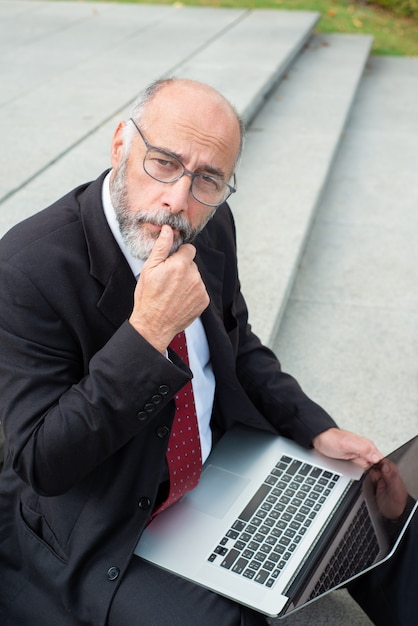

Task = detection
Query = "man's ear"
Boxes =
[110,121,127,168]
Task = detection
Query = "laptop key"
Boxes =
[255,570,269,584]
[265,475,278,486]
[226,529,239,539]
[221,549,240,569]
[232,557,249,574]
[298,463,312,476]
[243,549,255,559]
[286,460,302,476]
[279,536,291,547]
[232,520,246,532]
[238,483,271,522]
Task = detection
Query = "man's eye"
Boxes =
[199,175,222,191]
[154,157,176,169]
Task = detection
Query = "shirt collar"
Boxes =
[102,171,144,278]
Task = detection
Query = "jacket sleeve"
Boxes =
[218,203,338,447]
[0,258,189,496]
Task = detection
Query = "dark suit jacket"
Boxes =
[0,171,336,625]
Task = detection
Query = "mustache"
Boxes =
[132,209,193,242]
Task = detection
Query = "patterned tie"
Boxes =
[154,331,202,515]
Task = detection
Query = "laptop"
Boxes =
[134,425,418,617]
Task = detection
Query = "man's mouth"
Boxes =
[144,222,180,239]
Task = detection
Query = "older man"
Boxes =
[0,78,380,625]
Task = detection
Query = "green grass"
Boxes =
[82,0,418,56]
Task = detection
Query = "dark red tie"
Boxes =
[154,331,202,515]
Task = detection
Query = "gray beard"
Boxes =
[110,159,216,260]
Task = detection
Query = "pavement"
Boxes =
[269,52,418,624]
[1,1,418,624]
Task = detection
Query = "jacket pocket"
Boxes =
[19,500,68,564]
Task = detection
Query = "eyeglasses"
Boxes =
[129,118,236,207]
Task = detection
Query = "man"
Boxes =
[0,78,381,625]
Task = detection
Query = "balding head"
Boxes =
[129,78,244,168]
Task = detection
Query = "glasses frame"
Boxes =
[129,118,236,207]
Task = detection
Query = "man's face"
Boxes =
[109,149,217,260]
[109,83,240,260]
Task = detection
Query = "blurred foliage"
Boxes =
[72,0,418,56]
[367,0,418,20]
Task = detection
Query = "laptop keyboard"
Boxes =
[207,455,340,588]
[309,500,379,599]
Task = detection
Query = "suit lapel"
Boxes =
[195,240,224,317]
[80,173,136,328]
[195,239,238,390]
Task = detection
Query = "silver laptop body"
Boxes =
[135,425,418,617]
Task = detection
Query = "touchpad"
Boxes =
[187,464,249,519]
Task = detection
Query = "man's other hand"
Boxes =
[312,427,382,469]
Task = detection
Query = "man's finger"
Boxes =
[144,225,174,267]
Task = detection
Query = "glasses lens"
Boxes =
[144,149,184,183]
[192,175,230,206]
[143,145,235,207]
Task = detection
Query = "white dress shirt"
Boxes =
[102,173,214,462]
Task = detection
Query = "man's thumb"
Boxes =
[146,225,173,266]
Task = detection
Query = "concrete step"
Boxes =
[0,2,318,233]
[231,32,373,347]
[272,54,418,453]
[269,52,418,626]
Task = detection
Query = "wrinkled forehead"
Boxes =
[140,82,241,175]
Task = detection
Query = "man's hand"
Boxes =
[312,427,382,469]
[129,225,210,353]
[370,460,409,520]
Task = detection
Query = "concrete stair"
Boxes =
[0,2,318,218]
[231,32,373,346]
[0,1,371,351]
[2,2,418,624]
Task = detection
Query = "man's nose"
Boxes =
[161,174,192,214]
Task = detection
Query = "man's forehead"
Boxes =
[143,81,237,132]
[141,85,240,168]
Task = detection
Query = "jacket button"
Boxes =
[144,403,155,413]
[156,426,170,438]
[138,497,152,510]
[107,566,120,581]
[136,411,148,421]
[158,385,169,395]
[152,394,163,405]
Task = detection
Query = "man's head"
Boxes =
[109,78,244,260]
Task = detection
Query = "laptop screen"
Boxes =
[285,435,418,615]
